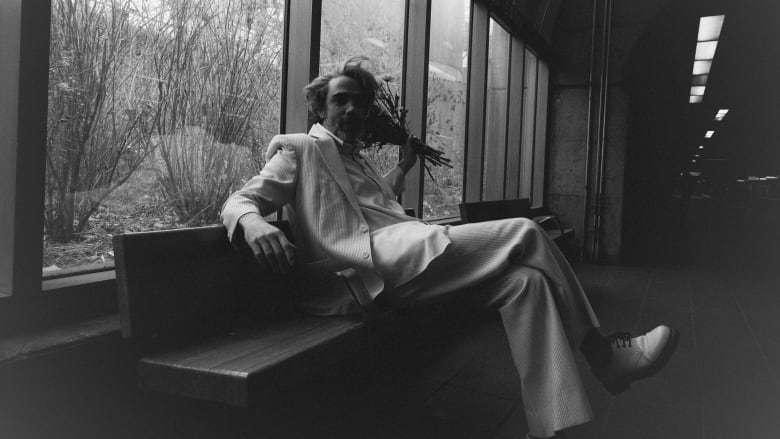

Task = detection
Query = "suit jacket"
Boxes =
[221,124,409,303]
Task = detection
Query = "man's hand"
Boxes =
[399,135,420,174]
[239,213,296,274]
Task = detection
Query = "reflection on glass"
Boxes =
[44,0,286,276]
[482,19,511,201]
[320,0,405,177]
[424,0,470,219]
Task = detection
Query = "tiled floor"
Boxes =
[3,200,778,438]
[243,201,780,438]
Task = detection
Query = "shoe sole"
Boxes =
[600,327,681,395]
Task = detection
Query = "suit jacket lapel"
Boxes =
[309,125,362,214]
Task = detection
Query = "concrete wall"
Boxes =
[547,0,672,262]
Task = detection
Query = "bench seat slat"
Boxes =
[138,315,371,407]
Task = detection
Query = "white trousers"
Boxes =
[380,218,600,438]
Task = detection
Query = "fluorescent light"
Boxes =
[715,108,729,121]
[699,145,704,149]
[691,86,706,96]
[690,95,703,103]
[693,60,712,75]
[705,130,714,138]
[698,15,725,41]
[695,41,718,60]
[692,75,709,86]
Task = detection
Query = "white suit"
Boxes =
[221,124,601,437]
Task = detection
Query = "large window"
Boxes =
[2,0,555,300]
[423,0,470,219]
[42,0,285,276]
[320,0,405,177]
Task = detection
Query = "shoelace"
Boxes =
[609,332,633,348]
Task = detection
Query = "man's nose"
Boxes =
[344,101,355,114]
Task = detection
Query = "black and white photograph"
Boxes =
[1,0,779,437]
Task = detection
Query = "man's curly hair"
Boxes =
[303,56,379,121]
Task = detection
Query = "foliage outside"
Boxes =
[44,0,284,272]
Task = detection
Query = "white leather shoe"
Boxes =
[593,325,679,394]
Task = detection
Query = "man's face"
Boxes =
[321,75,369,142]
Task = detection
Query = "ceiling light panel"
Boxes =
[695,41,718,60]
[690,95,703,103]
[693,60,712,75]
[705,130,714,138]
[698,15,725,41]
[692,75,709,86]
[691,86,706,96]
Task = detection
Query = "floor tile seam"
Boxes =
[630,267,655,334]
[687,276,704,439]
[493,400,523,436]
[423,385,518,435]
[598,267,655,437]
[732,291,780,391]
[443,379,522,403]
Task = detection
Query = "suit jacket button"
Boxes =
[359,225,368,233]
[361,251,369,259]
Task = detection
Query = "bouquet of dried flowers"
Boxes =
[362,77,452,180]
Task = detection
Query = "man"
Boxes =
[221,58,678,439]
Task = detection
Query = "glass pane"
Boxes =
[519,49,538,198]
[44,0,286,276]
[423,0,470,219]
[482,19,511,201]
[320,0,405,177]
[532,60,549,208]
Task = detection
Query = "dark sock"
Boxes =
[580,328,612,369]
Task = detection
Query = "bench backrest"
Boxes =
[113,222,298,339]
[459,198,531,223]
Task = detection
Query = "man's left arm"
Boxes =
[382,136,419,196]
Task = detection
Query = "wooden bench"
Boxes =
[114,222,396,408]
[114,203,572,408]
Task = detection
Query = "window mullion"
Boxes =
[400,0,431,216]
[463,2,489,203]
[282,0,322,134]
[0,0,50,297]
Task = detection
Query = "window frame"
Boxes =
[0,0,555,335]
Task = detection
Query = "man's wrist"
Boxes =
[238,212,263,227]
[398,159,416,174]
